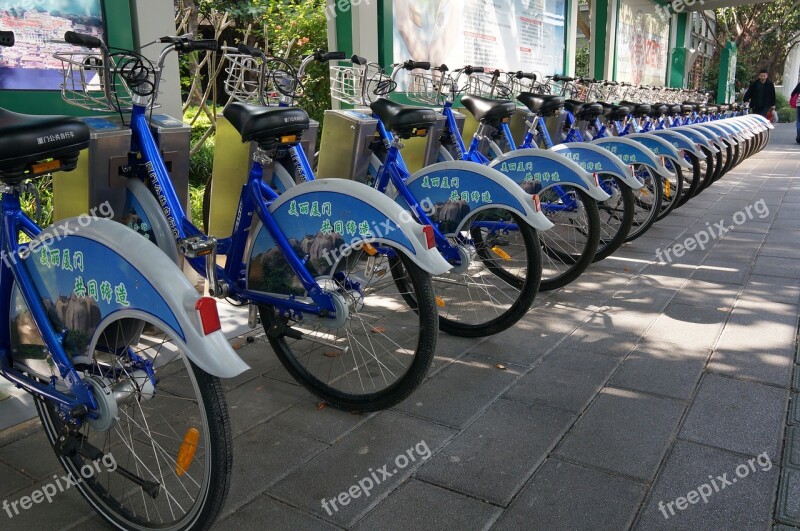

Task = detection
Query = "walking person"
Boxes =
[791,80,800,143]
[744,68,777,119]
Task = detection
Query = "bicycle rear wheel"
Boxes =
[259,243,437,411]
[538,185,600,290]
[36,315,232,531]
[625,164,663,242]
[655,162,683,221]
[594,174,634,262]
[430,208,541,337]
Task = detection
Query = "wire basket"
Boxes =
[406,72,454,106]
[330,63,393,105]
[224,53,301,106]
[55,51,134,112]
[505,75,537,96]
[465,73,513,100]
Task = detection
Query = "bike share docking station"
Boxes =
[52,114,192,225]
[206,116,319,236]
[315,107,467,180]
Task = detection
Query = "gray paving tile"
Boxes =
[645,303,727,349]
[496,459,646,531]
[224,419,328,516]
[392,355,524,429]
[0,431,62,481]
[554,388,685,481]
[671,279,741,311]
[691,260,751,284]
[268,401,374,445]
[468,318,576,367]
[635,440,779,530]
[218,494,340,531]
[268,411,456,527]
[714,300,798,359]
[778,466,800,527]
[226,376,311,437]
[752,255,800,279]
[741,275,800,305]
[416,399,574,505]
[0,479,96,528]
[560,323,641,357]
[352,479,500,530]
[0,459,33,498]
[504,348,621,412]
[707,346,794,387]
[680,374,788,458]
[610,352,707,400]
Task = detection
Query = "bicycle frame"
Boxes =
[0,192,99,414]
[127,104,337,314]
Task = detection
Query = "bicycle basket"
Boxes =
[466,73,513,100]
[406,72,453,106]
[223,53,263,104]
[54,51,135,112]
[330,62,393,106]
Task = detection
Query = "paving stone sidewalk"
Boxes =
[1,124,799,530]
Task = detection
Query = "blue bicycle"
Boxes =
[59,33,451,412]
[1,30,249,530]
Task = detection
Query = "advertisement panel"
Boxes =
[615,0,669,86]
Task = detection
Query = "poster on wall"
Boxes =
[392,0,566,88]
[0,0,105,90]
[615,0,669,86]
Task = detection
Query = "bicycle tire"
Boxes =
[35,315,232,531]
[593,174,634,262]
[655,162,683,221]
[538,185,600,290]
[258,244,437,411]
[625,164,663,242]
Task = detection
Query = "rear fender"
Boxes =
[590,136,672,179]
[647,130,705,158]
[489,149,611,201]
[549,143,643,190]
[625,133,693,170]
[19,219,249,378]
[252,178,452,277]
[671,127,719,154]
[396,161,554,231]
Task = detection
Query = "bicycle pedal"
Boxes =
[178,236,216,258]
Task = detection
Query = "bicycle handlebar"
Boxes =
[318,50,346,61]
[0,31,13,47]
[65,31,103,49]
[351,54,368,66]
[238,43,266,58]
[403,60,431,71]
[512,71,536,80]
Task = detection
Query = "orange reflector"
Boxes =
[175,427,200,476]
[422,225,436,249]
[31,159,62,174]
[361,243,378,256]
[415,128,428,137]
[195,297,221,335]
[665,178,671,198]
[435,296,445,307]
[532,194,541,212]
[280,135,298,143]
[491,246,512,261]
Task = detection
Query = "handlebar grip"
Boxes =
[238,43,265,58]
[0,31,13,47]
[471,66,485,73]
[409,61,431,70]
[187,39,220,52]
[515,72,536,80]
[435,63,449,72]
[324,51,347,61]
[65,31,102,49]
[351,54,368,65]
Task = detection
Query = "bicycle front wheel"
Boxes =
[259,244,437,411]
[36,315,232,531]
[626,164,663,242]
[594,174,634,262]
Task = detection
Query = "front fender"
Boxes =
[549,143,643,190]
[590,136,672,179]
[396,161,554,231]
[624,133,693,170]
[22,218,249,378]
[689,124,733,150]
[647,130,705,158]
[748,113,774,129]
[489,149,611,201]
[700,123,738,146]
[261,178,452,276]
